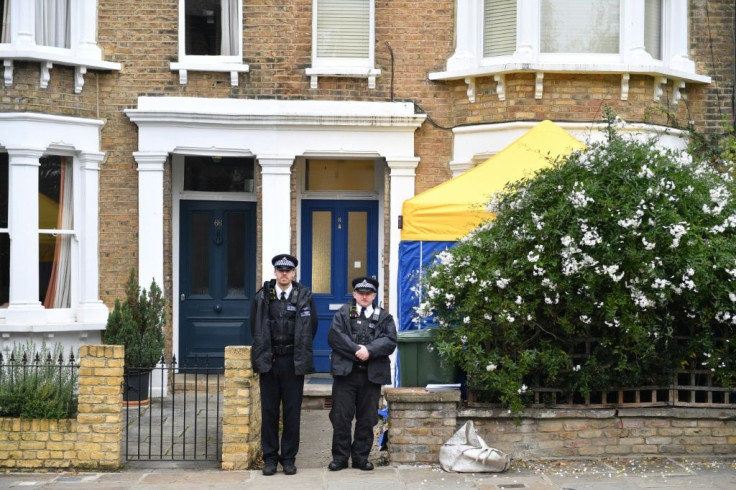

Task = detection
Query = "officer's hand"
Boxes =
[355,345,370,361]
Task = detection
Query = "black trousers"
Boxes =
[259,353,304,465]
[329,367,381,463]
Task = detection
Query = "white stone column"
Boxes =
[74,0,103,59]
[621,1,650,64]
[446,0,480,71]
[134,152,168,290]
[386,157,420,321]
[668,0,695,72]
[513,0,536,62]
[10,0,35,48]
[5,148,45,323]
[75,152,109,323]
[257,156,295,277]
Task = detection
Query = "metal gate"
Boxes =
[124,356,224,462]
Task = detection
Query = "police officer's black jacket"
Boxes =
[250,279,317,375]
[328,301,397,385]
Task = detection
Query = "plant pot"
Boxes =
[123,369,151,406]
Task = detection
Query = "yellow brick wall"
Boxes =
[385,388,736,462]
[221,346,261,470]
[0,345,124,470]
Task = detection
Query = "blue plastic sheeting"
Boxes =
[397,240,455,332]
[395,240,455,387]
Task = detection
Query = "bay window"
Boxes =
[431,0,709,102]
[0,0,120,92]
[0,113,108,332]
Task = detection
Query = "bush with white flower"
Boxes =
[420,118,736,413]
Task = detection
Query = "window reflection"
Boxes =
[38,155,72,308]
[0,153,7,307]
[184,156,255,192]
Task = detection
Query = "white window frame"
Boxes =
[171,0,249,87]
[0,0,120,92]
[0,112,109,332]
[430,0,709,102]
[305,0,380,89]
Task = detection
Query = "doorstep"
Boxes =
[303,374,333,409]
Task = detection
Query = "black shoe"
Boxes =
[283,463,297,475]
[328,460,349,471]
[262,462,277,476]
[352,460,374,471]
[353,459,373,471]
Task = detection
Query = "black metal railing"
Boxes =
[124,355,224,462]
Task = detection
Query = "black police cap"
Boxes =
[272,254,298,270]
[352,276,378,292]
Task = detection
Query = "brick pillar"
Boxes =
[75,345,124,469]
[221,346,261,470]
[384,387,460,464]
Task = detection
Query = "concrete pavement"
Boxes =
[2,457,736,489]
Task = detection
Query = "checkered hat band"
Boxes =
[274,257,296,268]
[354,280,376,291]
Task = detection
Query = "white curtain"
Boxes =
[484,0,517,58]
[220,0,239,56]
[317,0,370,59]
[43,157,72,309]
[35,0,71,48]
[644,0,662,60]
[541,0,620,54]
[1,0,10,44]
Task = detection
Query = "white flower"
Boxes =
[463,316,471,324]
[486,363,497,372]
[527,251,540,263]
[568,182,595,208]
[460,335,468,344]
[573,365,581,372]
[496,278,510,289]
[667,222,688,248]
[729,293,736,302]
[515,296,523,305]
[517,384,528,394]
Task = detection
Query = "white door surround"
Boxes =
[126,97,425,343]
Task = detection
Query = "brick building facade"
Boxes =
[0,1,733,370]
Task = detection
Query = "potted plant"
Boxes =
[104,268,166,405]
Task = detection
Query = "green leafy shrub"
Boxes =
[104,268,166,369]
[0,341,78,419]
[419,117,736,413]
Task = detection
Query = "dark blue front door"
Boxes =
[300,200,379,372]
[179,200,256,368]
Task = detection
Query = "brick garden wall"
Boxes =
[221,346,261,470]
[0,345,124,470]
[0,346,261,470]
[385,388,736,464]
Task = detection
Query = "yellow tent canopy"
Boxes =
[401,120,584,241]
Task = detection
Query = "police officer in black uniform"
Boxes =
[250,254,317,476]
[327,276,397,471]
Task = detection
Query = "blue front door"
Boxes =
[179,200,256,368]
[300,200,379,373]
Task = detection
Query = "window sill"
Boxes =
[170,61,250,87]
[0,48,121,93]
[305,67,381,89]
[428,62,711,103]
